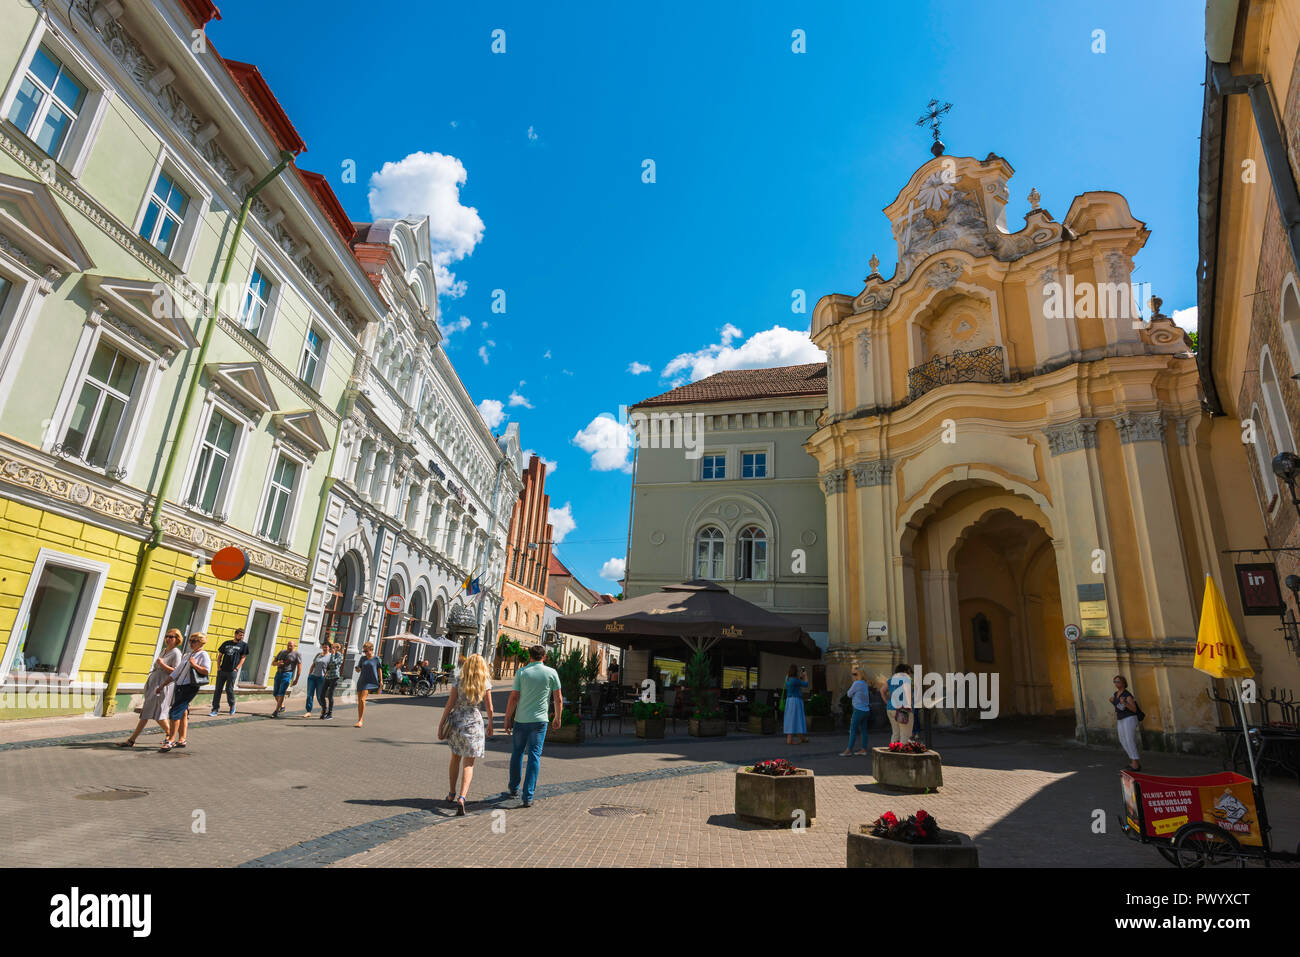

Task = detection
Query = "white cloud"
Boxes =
[522,449,557,475]
[662,324,825,383]
[438,315,470,338]
[573,414,634,473]
[478,340,495,364]
[477,398,505,428]
[367,151,485,299]
[548,502,576,543]
[1171,306,1197,333]
[527,125,539,142]
[627,361,651,375]
[509,390,533,409]
[599,557,626,582]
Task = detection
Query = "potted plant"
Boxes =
[632,700,667,738]
[746,700,776,734]
[735,758,816,827]
[805,692,834,733]
[872,741,943,790]
[548,650,587,744]
[684,649,725,736]
[847,809,978,867]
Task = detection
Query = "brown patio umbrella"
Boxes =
[555,579,821,659]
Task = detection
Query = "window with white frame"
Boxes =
[701,453,725,480]
[298,325,326,388]
[0,274,15,344]
[60,340,142,469]
[445,515,459,559]
[239,264,275,337]
[185,409,239,515]
[425,498,442,546]
[138,169,189,259]
[736,525,768,581]
[695,526,724,579]
[741,451,768,478]
[1260,349,1294,456]
[258,452,301,542]
[6,45,85,161]
[151,581,215,662]
[1250,403,1280,507]
[5,550,107,679]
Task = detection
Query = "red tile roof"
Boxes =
[548,553,571,577]
[297,169,353,244]
[180,0,222,28]
[634,363,827,408]
[222,60,306,155]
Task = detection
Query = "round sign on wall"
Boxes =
[1064,623,1081,643]
[385,594,405,615]
[210,547,249,582]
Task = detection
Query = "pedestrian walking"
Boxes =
[783,664,810,745]
[160,632,210,752]
[437,653,495,815]
[269,639,301,717]
[353,641,381,728]
[1110,675,1143,771]
[319,642,343,720]
[304,643,331,716]
[840,664,872,756]
[209,628,248,716]
[504,644,562,807]
[118,629,182,747]
[879,664,914,745]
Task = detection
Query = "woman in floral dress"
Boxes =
[438,653,494,815]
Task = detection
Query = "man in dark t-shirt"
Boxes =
[209,629,249,716]
[270,641,301,717]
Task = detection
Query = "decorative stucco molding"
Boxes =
[1113,412,1166,444]
[1043,419,1099,456]
[821,471,847,496]
[851,459,893,487]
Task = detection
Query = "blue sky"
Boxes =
[209,0,1206,591]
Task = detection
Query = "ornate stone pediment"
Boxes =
[0,172,94,276]
[205,362,278,415]
[273,409,332,454]
[82,275,200,356]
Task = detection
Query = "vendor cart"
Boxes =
[1119,769,1299,867]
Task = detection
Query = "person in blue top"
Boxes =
[878,664,913,744]
[783,664,809,745]
[840,665,873,756]
[353,640,382,728]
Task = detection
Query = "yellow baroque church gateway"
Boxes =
[806,149,1269,753]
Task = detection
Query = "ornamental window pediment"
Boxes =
[82,274,200,361]
[204,361,278,416]
[272,408,331,456]
[0,172,94,277]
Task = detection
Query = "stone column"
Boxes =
[821,470,853,649]
[852,459,897,667]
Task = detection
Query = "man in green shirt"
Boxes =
[504,644,562,807]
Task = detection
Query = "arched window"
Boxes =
[1260,348,1294,457]
[1281,275,1300,372]
[736,526,768,581]
[695,526,724,580]
[1250,403,1280,507]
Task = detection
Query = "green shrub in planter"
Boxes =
[632,701,668,720]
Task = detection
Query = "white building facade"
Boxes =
[300,218,523,680]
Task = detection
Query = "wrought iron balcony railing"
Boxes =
[907,345,1006,400]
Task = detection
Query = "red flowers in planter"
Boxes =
[887,741,929,754]
[870,808,941,843]
[749,759,800,776]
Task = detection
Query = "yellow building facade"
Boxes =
[807,149,1273,752]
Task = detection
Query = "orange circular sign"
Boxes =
[385,594,405,615]
[211,547,249,582]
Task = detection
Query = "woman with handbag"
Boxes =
[1110,675,1143,771]
[118,629,183,747]
[438,653,494,815]
[880,664,914,745]
[160,632,209,752]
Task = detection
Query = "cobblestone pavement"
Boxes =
[2,694,1296,868]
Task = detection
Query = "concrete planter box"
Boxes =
[806,715,835,733]
[746,715,776,734]
[846,827,978,867]
[872,747,943,790]
[635,718,666,738]
[689,717,727,737]
[735,768,816,826]
[549,723,584,744]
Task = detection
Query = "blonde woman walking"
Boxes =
[438,653,494,815]
[118,629,183,747]
[354,641,381,728]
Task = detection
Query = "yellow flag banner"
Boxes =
[1194,575,1255,679]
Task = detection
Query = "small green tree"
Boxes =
[684,649,717,715]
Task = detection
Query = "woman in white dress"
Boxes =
[438,653,494,815]
[117,629,183,747]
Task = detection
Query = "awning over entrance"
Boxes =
[555,580,821,659]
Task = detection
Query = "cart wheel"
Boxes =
[415,680,431,697]
[1173,823,1241,868]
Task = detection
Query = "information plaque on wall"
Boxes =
[1077,582,1110,637]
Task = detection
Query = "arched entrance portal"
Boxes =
[903,481,1072,725]
[380,577,404,666]
[323,551,364,652]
